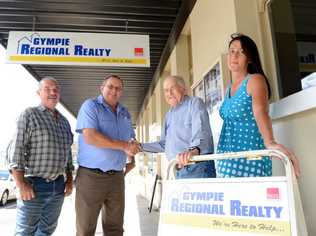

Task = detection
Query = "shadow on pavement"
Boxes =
[136,195,160,236]
[0,199,17,209]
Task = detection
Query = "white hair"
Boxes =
[38,76,59,90]
[165,75,186,89]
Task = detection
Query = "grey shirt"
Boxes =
[9,105,74,179]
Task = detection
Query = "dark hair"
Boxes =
[229,33,271,98]
[102,74,123,87]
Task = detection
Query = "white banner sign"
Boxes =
[6,31,150,67]
[158,177,291,236]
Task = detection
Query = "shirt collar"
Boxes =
[97,95,123,114]
[38,105,47,112]
[37,105,60,118]
[172,95,189,110]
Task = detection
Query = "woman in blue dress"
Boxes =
[216,33,300,178]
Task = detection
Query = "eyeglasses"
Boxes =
[228,48,245,57]
[106,84,122,92]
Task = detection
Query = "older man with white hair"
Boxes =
[142,75,215,178]
[9,76,74,236]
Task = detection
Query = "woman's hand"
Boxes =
[267,142,301,178]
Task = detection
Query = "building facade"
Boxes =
[136,0,316,234]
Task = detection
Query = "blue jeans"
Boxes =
[15,175,65,236]
[176,161,216,179]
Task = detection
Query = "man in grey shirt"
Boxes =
[142,75,215,179]
[9,77,73,236]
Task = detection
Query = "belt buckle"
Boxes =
[95,169,104,175]
[45,177,54,182]
[45,175,61,182]
[106,170,115,175]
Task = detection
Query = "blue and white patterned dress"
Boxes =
[216,74,272,177]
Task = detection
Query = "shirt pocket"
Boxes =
[99,118,116,136]
[120,116,133,140]
[183,115,192,129]
[181,118,192,140]
[31,123,50,145]
[184,120,192,128]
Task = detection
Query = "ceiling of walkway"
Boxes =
[0,0,196,124]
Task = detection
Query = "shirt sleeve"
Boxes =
[125,109,136,140]
[190,98,214,154]
[65,120,74,172]
[9,109,32,171]
[66,149,74,173]
[76,99,98,134]
[141,117,166,153]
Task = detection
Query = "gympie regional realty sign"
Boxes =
[6,31,150,67]
[158,177,291,236]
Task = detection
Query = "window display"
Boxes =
[191,55,230,150]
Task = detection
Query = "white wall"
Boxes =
[272,107,316,234]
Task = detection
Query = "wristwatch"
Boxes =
[188,146,200,155]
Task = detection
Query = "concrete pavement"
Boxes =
[0,175,160,236]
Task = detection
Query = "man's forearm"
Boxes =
[83,128,127,150]
[141,142,165,153]
[66,171,73,182]
[12,168,35,200]
[83,128,141,156]
[11,169,26,188]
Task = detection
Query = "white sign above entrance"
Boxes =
[6,31,150,67]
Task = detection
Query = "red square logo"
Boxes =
[267,188,280,199]
[134,47,144,56]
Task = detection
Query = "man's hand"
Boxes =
[64,174,73,197]
[176,151,193,169]
[124,139,141,156]
[17,181,35,201]
[176,148,200,169]
[12,169,35,201]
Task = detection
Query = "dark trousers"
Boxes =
[75,167,125,236]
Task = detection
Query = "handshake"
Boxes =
[124,139,142,156]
